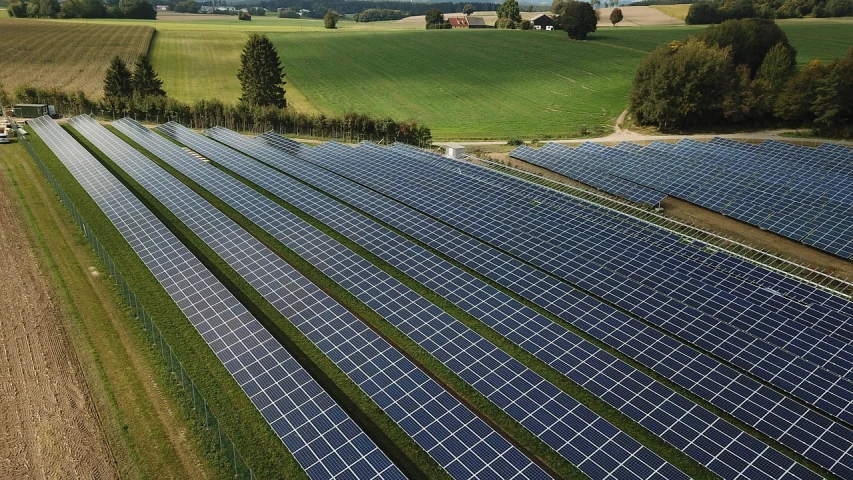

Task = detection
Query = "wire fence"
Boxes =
[19,132,255,480]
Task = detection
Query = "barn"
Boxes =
[448,17,469,28]
[531,13,555,30]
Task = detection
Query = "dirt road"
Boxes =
[0,161,119,479]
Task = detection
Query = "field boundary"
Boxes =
[463,154,853,299]
[17,131,256,480]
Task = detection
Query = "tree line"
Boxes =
[629,18,853,138]
[259,0,498,16]
[7,0,156,19]
[353,8,408,22]
[687,0,853,24]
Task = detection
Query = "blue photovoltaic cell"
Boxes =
[510,139,853,258]
[279,137,853,427]
[252,132,853,478]
[202,126,834,480]
[151,120,687,480]
[73,115,548,480]
[29,116,404,480]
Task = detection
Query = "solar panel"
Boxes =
[511,138,853,258]
[202,126,836,479]
[252,132,853,478]
[400,143,853,347]
[74,115,548,480]
[30,116,404,480]
[281,137,853,427]
[150,120,688,480]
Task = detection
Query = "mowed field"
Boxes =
[4,14,853,139]
[149,17,853,139]
[0,18,153,99]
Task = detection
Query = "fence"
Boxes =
[19,132,255,479]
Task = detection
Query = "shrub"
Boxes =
[238,11,251,20]
[507,138,524,146]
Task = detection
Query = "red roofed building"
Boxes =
[448,17,469,28]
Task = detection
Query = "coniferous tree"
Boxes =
[103,56,133,100]
[237,34,286,108]
[131,55,166,97]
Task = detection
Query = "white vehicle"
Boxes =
[0,132,9,144]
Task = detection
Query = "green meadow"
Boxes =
[8,13,853,139]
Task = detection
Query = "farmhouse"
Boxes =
[531,13,555,30]
[448,17,469,28]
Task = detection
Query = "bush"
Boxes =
[496,17,517,28]
[507,138,524,146]
[520,19,532,29]
[238,10,251,20]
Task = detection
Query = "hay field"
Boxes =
[0,18,153,99]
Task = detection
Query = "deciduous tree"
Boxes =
[462,3,474,15]
[609,7,622,25]
[237,34,286,108]
[555,0,598,40]
[323,9,339,28]
[497,0,521,22]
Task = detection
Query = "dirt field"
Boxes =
[0,156,118,479]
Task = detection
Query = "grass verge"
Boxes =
[22,130,301,479]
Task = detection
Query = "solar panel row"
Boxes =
[281,139,853,428]
[252,133,853,477]
[412,145,853,338]
[402,145,853,366]
[510,140,853,258]
[152,120,686,480]
[29,116,404,480]
[200,126,835,480]
[76,115,549,480]
[470,148,853,319]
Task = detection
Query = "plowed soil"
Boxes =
[0,163,119,479]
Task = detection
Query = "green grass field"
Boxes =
[9,15,853,139]
[148,18,853,140]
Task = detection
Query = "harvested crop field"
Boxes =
[0,18,153,99]
[0,157,118,479]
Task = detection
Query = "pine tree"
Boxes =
[237,34,286,108]
[103,56,133,100]
[131,55,166,97]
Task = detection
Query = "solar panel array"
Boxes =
[29,116,404,480]
[252,132,853,476]
[76,115,548,480]
[510,139,853,258]
[35,111,853,478]
[201,126,837,480]
[281,139,853,423]
[152,119,687,480]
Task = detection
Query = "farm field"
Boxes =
[0,18,153,99]
[4,16,852,139]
